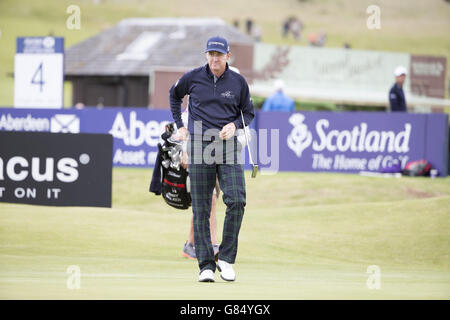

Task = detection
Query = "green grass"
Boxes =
[1,0,449,107]
[0,168,449,299]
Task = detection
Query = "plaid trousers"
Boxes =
[188,136,246,273]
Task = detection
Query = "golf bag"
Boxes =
[402,159,432,177]
[157,123,191,209]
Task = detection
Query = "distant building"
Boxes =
[65,18,254,108]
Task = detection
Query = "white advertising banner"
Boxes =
[251,43,411,105]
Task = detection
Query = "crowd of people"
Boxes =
[233,18,262,42]
[234,16,333,47]
[232,16,408,112]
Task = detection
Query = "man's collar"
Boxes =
[205,63,229,79]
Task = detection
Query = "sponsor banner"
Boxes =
[257,111,448,176]
[0,107,172,168]
[100,109,171,167]
[0,107,256,170]
[0,108,447,175]
[0,131,113,207]
[424,113,449,175]
[410,55,447,98]
[16,37,64,54]
[251,43,411,104]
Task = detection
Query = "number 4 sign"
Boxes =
[14,37,64,108]
[31,62,45,92]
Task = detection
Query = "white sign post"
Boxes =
[14,37,64,108]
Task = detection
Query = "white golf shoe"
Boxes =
[217,259,236,282]
[198,269,215,282]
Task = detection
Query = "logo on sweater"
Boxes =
[221,91,235,99]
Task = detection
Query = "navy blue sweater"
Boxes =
[389,83,407,112]
[169,63,255,135]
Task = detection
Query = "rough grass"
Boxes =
[0,0,449,106]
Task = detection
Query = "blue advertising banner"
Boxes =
[0,108,172,168]
[256,111,448,176]
[16,37,64,54]
[0,108,448,176]
[81,108,172,167]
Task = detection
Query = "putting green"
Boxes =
[0,168,449,299]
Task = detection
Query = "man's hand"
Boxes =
[219,122,236,140]
[177,126,189,141]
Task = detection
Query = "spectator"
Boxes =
[75,102,85,109]
[177,107,220,261]
[262,79,295,112]
[389,66,408,112]
[96,97,104,108]
[308,31,326,46]
[282,17,303,40]
[245,18,253,35]
[316,31,326,47]
[308,32,317,46]
[251,24,263,42]
[290,17,303,41]
[282,17,291,38]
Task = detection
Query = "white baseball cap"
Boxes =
[394,66,408,77]
[229,66,240,74]
[274,79,285,91]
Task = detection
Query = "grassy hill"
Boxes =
[0,168,449,299]
[0,0,449,106]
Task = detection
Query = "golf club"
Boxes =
[241,110,258,178]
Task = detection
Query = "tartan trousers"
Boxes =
[188,136,246,273]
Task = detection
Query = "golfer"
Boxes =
[169,36,254,282]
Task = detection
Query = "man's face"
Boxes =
[396,74,406,86]
[206,51,230,75]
